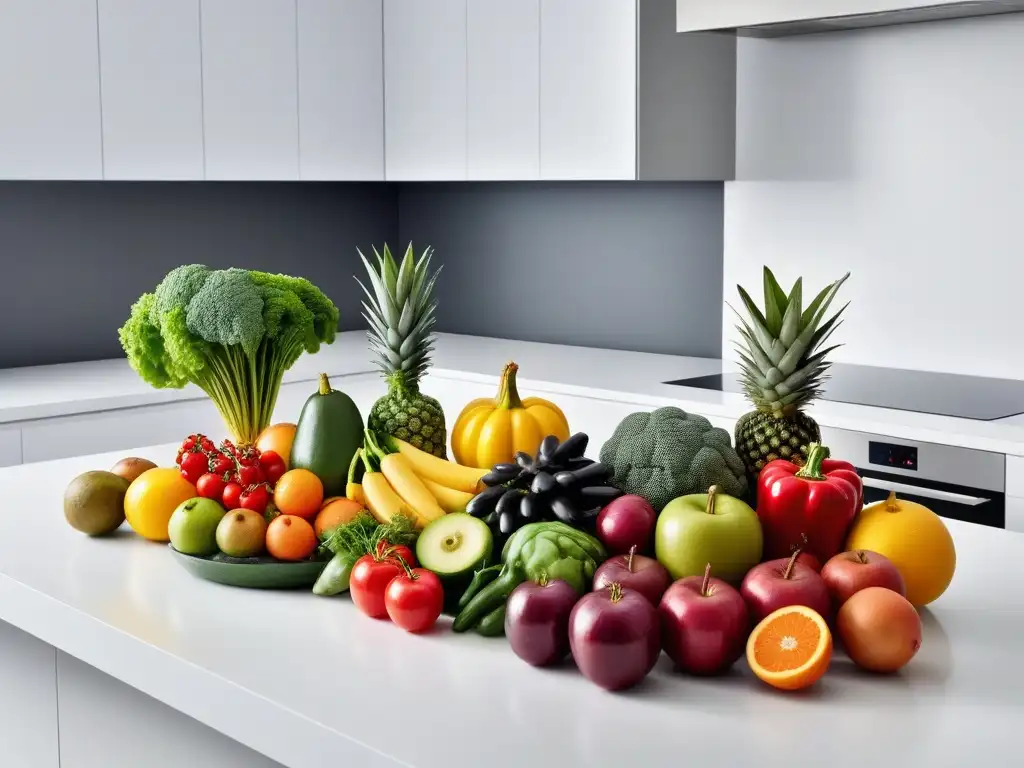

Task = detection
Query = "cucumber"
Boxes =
[416,513,493,580]
[290,374,364,497]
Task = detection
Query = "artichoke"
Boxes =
[600,406,748,511]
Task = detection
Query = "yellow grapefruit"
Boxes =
[845,491,955,607]
[124,468,197,542]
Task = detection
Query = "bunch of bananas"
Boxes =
[347,430,488,529]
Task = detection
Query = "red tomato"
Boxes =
[180,451,209,484]
[385,568,444,632]
[350,555,403,619]
[237,464,265,487]
[196,473,226,500]
[259,450,283,468]
[180,434,198,454]
[222,482,243,510]
[239,484,270,514]
[210,453,234,477]
[264,461,286,486]
[376,541,416,568]
[199,436,215,452]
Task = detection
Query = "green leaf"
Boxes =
[736,285,768,334]
[382,244,400,298]
[395,247,416,307]
[731,300,786,366]
[779,278,802,347]
[800,272,849,332]
[807,304,848,354]
[762,267,788,337]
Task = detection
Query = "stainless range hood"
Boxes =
[676,1,1024,37]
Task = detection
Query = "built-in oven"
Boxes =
[820,428,1005,529]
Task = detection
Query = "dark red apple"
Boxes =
[505,579,579,667]
[740,550,831,623]
[659,564,749,675]
[569,583,660,691]
[596,495,657,555]
[821,550,906,607]
[592,546,671,606]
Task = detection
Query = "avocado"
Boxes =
[290,374,364,496]
[64,471,130,536]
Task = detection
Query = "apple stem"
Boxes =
[626,545,636,573]
[609,582,624,603]
[701,563,712,597]
[856,550,868,564]
[885,490,900,512]
[783,548,801,580]
[537,573,549,587]
[705,486,719,515]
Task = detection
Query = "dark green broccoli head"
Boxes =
[599,406,748,511]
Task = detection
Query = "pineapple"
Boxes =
[732,267,850,477]
[356,243,448,458]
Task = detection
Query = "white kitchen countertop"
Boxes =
[0,445,1019,768]
[3,332,1024,457]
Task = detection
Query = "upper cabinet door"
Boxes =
[0,1,103,179]
[467,0,540,180]
[540,0,637,180]
[201,0,299,180]
[297,0,384,180]
[97,0,204,180]
[384,0,467,181]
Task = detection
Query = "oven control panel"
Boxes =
[869,441,918,472]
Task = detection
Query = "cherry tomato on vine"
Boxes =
[180,451,208,484]
[237,464,265,487]
[259,451,286,486]
[196,473,227,501]
[210,453,234,477]
[239,484,270,515]
[385,568,444,632]
[222,482,243,510]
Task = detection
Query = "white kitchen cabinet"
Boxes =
[297,0,385,180]
[0,427,21,468]
[384,0,467,180]
[0,622,59,768]
[1005,496,1024,534]
[56,652,282,768]
[97,0,204,180]
[467,0,540,180]
[201,0,299,180]
[0,0,103,179]
[540,0,637,180]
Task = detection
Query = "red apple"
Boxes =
[821,550,906,607]
[740,551,832,623]
[569,583,660,691]
[592,546,671,606]
[659,564,749,675]
[596,495,657,555]
[505,579,580,667]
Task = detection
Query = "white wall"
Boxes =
[724,14,1024,379]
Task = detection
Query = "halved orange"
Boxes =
[746,605,832,691]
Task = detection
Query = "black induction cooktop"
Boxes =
[665,363,1024,421]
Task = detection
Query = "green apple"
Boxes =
[655,485,762,585]
[168,497,226,556]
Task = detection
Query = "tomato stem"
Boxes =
[396,556,417,580]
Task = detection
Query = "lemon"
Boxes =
[124,468,197,542]
[846,491,955,606]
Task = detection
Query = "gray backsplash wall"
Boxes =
[0,182,397,368]
[0,180,724,368]
[398,182,724,358]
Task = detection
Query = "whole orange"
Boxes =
[266,515,317,561]
[837,587,922,673]
[124,468,197,542]
[255,423,297,467]
[314,497,364,538]
[273,469,324,519]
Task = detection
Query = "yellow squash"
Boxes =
[452,361,570,468]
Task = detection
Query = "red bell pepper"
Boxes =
[756,443,862,563]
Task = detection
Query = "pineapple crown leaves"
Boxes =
[728,268,850,415]
[354,242,441,386]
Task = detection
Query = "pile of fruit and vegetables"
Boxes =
[63,256,959,695]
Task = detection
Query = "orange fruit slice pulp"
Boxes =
[746,605,832,691]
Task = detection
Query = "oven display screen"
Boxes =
[868,441,918,471]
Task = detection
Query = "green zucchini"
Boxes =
[290,374,364,496]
